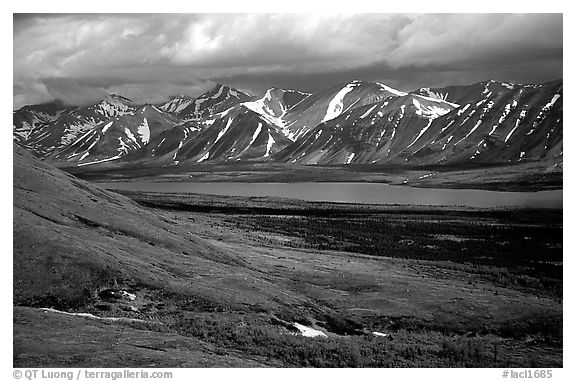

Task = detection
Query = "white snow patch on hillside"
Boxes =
[489,103,514,136]
[457,104,471,116]
[124,128,138,144]
[414,93,459,108]
[441,120,455,133]
[169,99,192,113]
[84,136,100,153]
[345,152,355,164]
[463,119,483,140]
[117,137,130,154]
[407,119,433,148]
[172,147,181,161]
[211,85,224,99]
[95,100,130,118]
[248,123,263,147]
[215,117,234,144]
[60,122,95,147]
[360,104,379,119]
[78,154,121,167]
[322,83,357,122]
[243,94,287,127]
[376,83,407,97]
[505,110,527,143]
[546,94,561,108]
[264,133,275,157]
[137,118,150,144]
[442,135,454,151]
[412,97,453,119]
[41,308,145,323]
[194,97,208,116]
[197,151,210,163]
[293,323,327,338]
[101,121,113,134]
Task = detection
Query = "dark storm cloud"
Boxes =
[215,50,563,95]
[41,78,108,106]
[13,13,562,108]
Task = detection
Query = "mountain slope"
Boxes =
[170,105,293,164]
[276,93,456,164]
[158,94,195,113]
[279,80,408,140]
[50,105,179,166]
[412,80,520,105]
[13,78,563,169]
[400,80,563,165]
[177,84,252,119]
[13,101,70,145]
[13,95,136,156]
[241,88,311,132]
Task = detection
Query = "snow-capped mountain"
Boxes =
[275,93,456,164]
[158,94,195,114]
[176,84,252,119]
[279,80,408,141]
[241,88,311,134]
[13,95,136,156]
[399,79,562,165]
[121,87,311,165]
[13,101,71,146]
[13,78,563,169]
[169,105,293,164]
[50,105,179,166]
[411,80,521,106]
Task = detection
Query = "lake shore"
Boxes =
[65,161,563,192]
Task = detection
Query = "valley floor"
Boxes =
[14,190,562,367]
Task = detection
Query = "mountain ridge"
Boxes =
[14,78,562,169]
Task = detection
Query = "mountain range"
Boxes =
[13,79,563,169]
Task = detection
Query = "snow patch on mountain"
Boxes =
[101,121,113,134]
[197,151,210,163]
[360,104,379,119]
[322,82,358,123]
[248,123,263,147]
[376,83,407,97]
[346,152,356,164]
[412,96,454,119]
[77,155,121,167]
[505,110,527,143]
[264,134,275,157]
[212,85,224,99]
[118,137,130,154]
[137,118,150,144]
[407,119,433,148]
[215,117,234,144]
[242,90,288,128]
[457,104,471,116]
[124,128,138,144]
[293,323,327,338]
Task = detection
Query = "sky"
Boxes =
[13,13,563,109]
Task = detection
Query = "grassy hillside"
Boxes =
[13,145,562,367]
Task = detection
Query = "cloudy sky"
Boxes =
[13,13,562,109]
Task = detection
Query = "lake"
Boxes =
[96,181,563,208]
